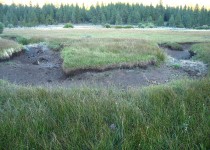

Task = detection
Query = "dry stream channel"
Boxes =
[0,43,207,89]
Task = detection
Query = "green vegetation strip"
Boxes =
[0,78,209,149]
[61,39,165,75]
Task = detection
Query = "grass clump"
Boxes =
[161,42,183,51]
[63,23,74,28]
[0,78,209,149]
[0,38,22,60]
[48,41,63,51]
[61,39,165,74]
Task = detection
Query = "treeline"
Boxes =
[0,2,210,28]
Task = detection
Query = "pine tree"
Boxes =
[157,15,164,26]
[169,15,175,27]
[115,12,122,25]
[0,2,209,28]
[147,16,153,23]
[175,12,183,27]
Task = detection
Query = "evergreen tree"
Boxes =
[115,13,122,25]
[147,16,153,23]
[0,22,4,34]
[175,12,183,27]
[157,15,164,26]
[169,15,175,27]
[0,2,209,28]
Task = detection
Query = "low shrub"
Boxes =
[63,23,74,28]
[138,22,155,28]
[147,22,155,28]
[7,24,14,28]
[104,24,111,28]
[138,23,146,28]
[16,36,30,45]
[194,25,210,30]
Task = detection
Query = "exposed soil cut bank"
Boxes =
[63,60,156,77]
[0,43,207,89]
[0,43,65,85]
[160,43,208,76]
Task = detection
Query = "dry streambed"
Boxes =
[0,42,207,89]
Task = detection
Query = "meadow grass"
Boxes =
[0,38,22,59]
[0,28,210,149]
[2,28,210,71]
[3,28,210,43]
[0,78,209,149]
[61,39,165,74]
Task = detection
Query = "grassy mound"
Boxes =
[61,39,165,75]
[0,78,209,149]
[0,38,23,60]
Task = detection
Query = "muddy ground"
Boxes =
[0,43,200,89]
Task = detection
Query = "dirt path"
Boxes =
[0,43,201,89]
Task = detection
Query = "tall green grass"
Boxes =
[191,43,210,75]
[61,39,165,72]
[191,43,210,66]
[0,78,209,149]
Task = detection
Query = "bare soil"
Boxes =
[161,43,192,60]
[0,43,197,89]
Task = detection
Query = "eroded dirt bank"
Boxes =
[0,43,207,89]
